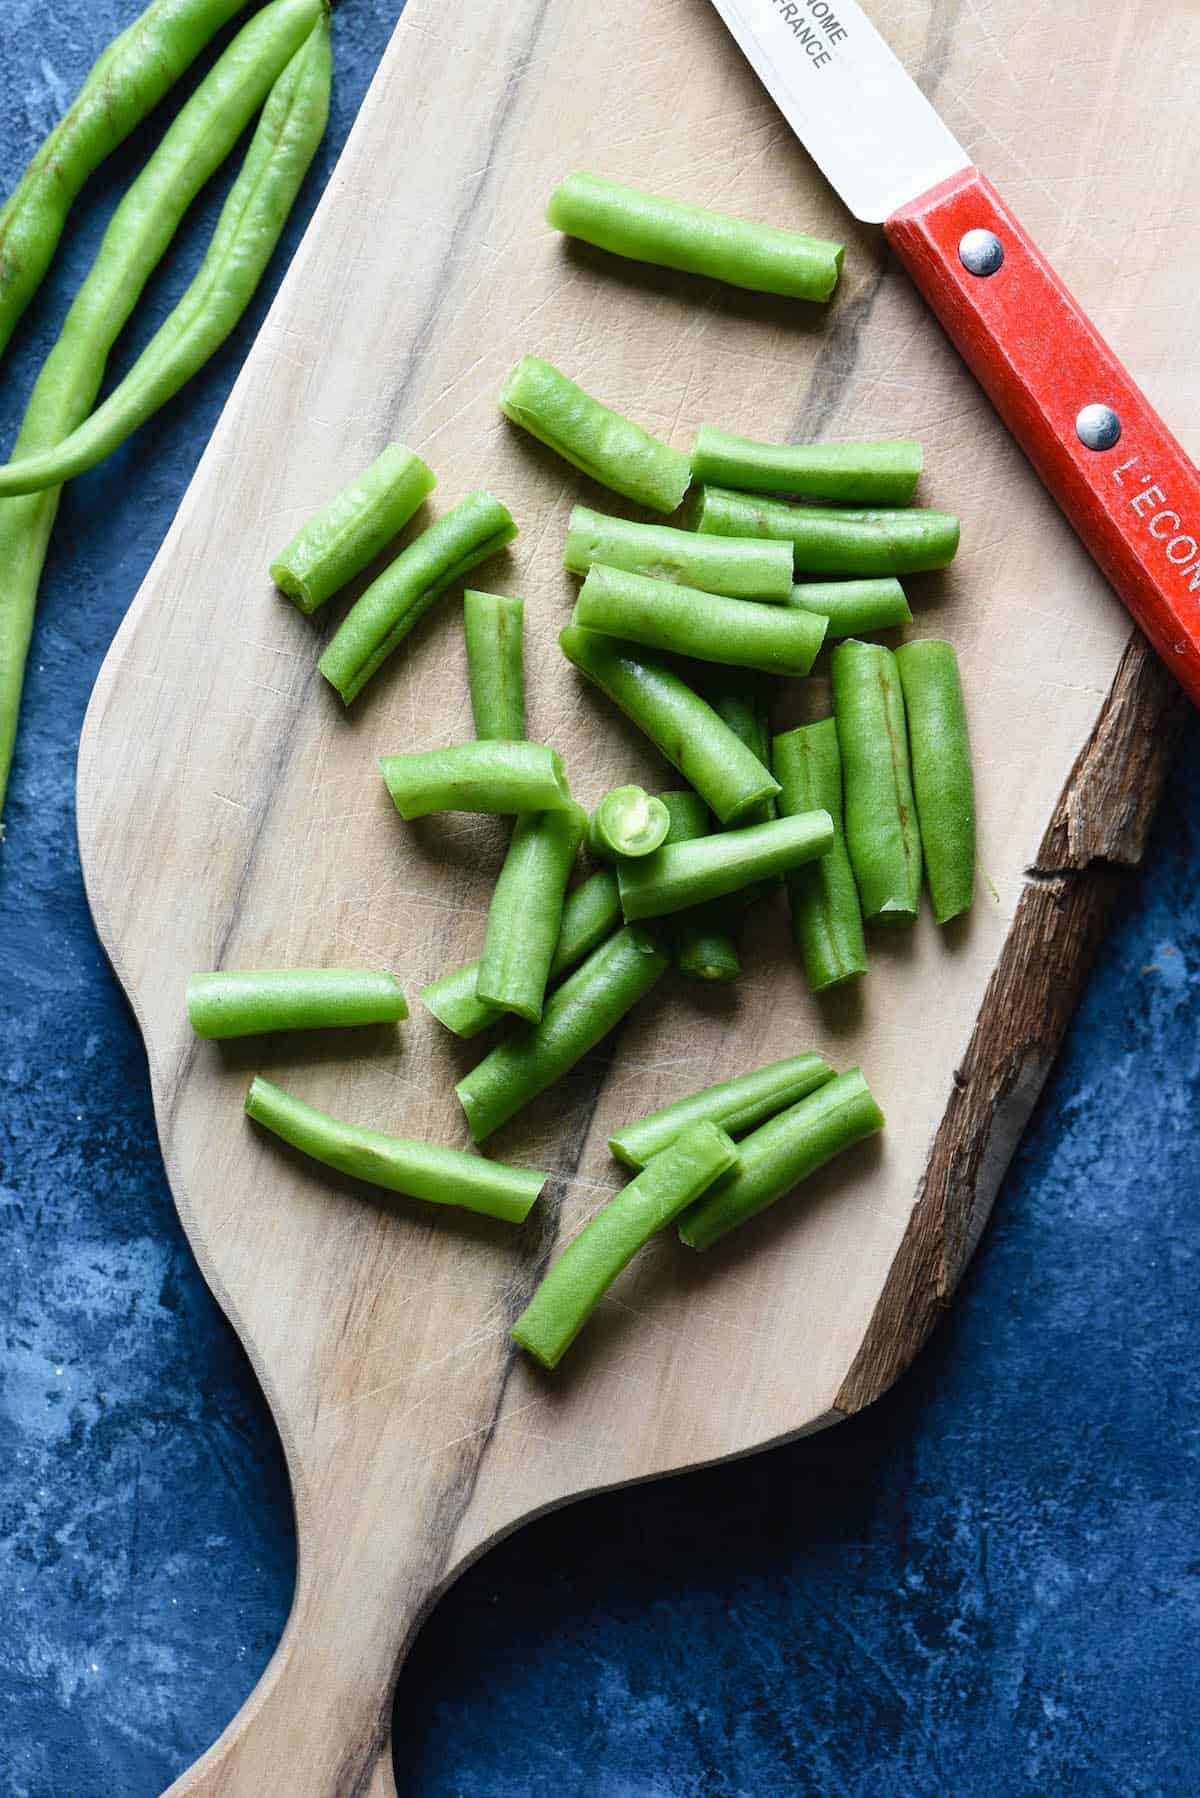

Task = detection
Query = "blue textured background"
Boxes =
[2,4,1198,1794]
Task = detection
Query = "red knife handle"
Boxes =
[885,165,1200,707]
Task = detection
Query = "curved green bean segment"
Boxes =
[587,786,671,860]
[545,171,843,303]
[559,626,779,825]
[380,741,571,820]
[895,640,976,924]
[245,1076,544,1223]
[609,1052,836,1169]
[618,812,833,922]
[420,867,621,1039]
[188,967,407,1039]
[270,444,435,615]
[788,578,911,639]
[709,673,776,827]
[678,1068,885,1250]
[320,491,516,703]
[512,1120,738,1367]
[831,641,922,926]
[573,564,826,678]
[690,487,960,576]
[0,0,325,817]
[774,722,867,991]
[477,804,587,1023]
[691,430,922,505]
[464,589,526,740]
[658,788,740,984]
[563,504,794,600]
[500,355,691,515]
[0,0,250,365]
[456,926,670,1143]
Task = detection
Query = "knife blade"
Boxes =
[708,0,1200,706]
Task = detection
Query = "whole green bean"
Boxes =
[609,1052,836,1169]
[618,812,834,922]
[788,578,911,639]
[895,639,976,924]
[245,1076,544,1223]
[420,867,621,1039]
[562,504,794,600]
[691,430,922,505]
[545,171,843,303]
[0,0,250,365]
[587,786,671,860]
[380,741,571,820]
[464,589,526,740]
[690,486,960,576]
[456,926,670,1143]
[658,788,741,984]
[0,0,325,817]
[187,967,407,1039]
[708,672,776,827]
[830,641,922,926]
[500,355,691,515]
[512,1120,738,1367]
[573,564,826,678]
[320,491,517,704]
[678,1068,885,1250]
[773,721,867,991]
[477,804,587,1023]
[559,626,779,825]
[270,444,435,615]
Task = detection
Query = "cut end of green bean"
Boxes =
[379,741,572,820]
[270,444,436,615]
[587,785,672,860]
[187,968,407,1039]
[419,966,503,1040]
[674,921,741,983]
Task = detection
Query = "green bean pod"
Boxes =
[618,812,833,922]
[320,491,516,703]
[512,1120,738,1367]
[787,578,911,639]
[270,444,435,615]
[245,1077,544,1223]
[0,0,251,365]
[500,355,691,515]
[708,672,776,827]
[559,625,779,825]
[573,563,826,677]
[420,867,621,1039]
[464,589,526,740]
[477,804,587,1023]
[691,429,922,505]
[690,486,960,576]
[456,926,670,1143]
[609,1052,836,1169]
[587,786,671,860]
[545,171,843,302]
[678,1068,885,1250]
[658,788,741,984]
[830,641,922,926]
[773,721,868,991]
[188,967,407,1038]
[380,741,571,820]
[895,639,976,924]
[563,504,794,600]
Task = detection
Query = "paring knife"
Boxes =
[707,0,1200,703]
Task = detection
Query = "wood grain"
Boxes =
[73,0,1200,1791]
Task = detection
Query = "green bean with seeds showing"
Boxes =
[187,967,407,1039]
[690,487,960,576]
[678,1068,885,1251]
[545,171,843,303]
[831,640,922,926]
[477,804,587,1023]
[380,741,571,820]
[464,590,526,740]
[609,1052,836,1170]
[563,504,794,600]
[572,564,826,678]
[656,790,741,984]
[788,578,911,639]
[559,626,779,825]
[774,721,868,992]
[500,356,691,515]
[691,430,922,505]
[320,491,516,703]
[587,786,671,861]
[895,639,976,924]
[270,444,435,615]
[245,1077,544,1224]
[512,1121,738,1368]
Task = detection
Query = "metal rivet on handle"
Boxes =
[1076,403,1122,451]
[959,228,1004,276]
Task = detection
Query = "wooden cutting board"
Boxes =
[75,0,1196,1791]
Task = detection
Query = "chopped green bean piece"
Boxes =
[380,741,571,820]
[831,640,922,926]
[788,578,911,638]
[678,1068,884,1250]
[895,640,976,924]
[691,430,922,505]
[188,968,407,1039]
[587,786,671,860]
[774,721,868,991]
[573,563,826,677]
[690,486,960,576]
[513,1121,738,1367]
[563,503,794,600]
[609,1052,836,1169]
[618,812,833,922]
[270,445,435,615]
[463,589,526,740]
[708,673,776,827]
[477,804,587,1023]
